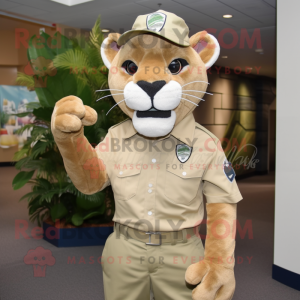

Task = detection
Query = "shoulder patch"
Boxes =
[223,158,235,183]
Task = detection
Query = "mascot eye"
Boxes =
[168,59,188,75]
[122,60,138,75]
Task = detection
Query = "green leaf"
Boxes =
[30,125,49,140]
[76,192,104,210]
[35,177,52,190]
[33,107,53,122]
[90,16,104,50]
[28,196,43,215]
[19,191,41,202]
[12,170,35,190]
[34,69,85,108]
[15,156,32,170]
[26,102,41,110]
[83,211,102,220]
[71,213,84,226]
[0,111,9,126]
[31,141,49,158]
[14,124,35,135]
[11,112,31,117]
[52,49,90,73]
[16,72,35,90]
[50,203,68,221]
[40,189,61,202]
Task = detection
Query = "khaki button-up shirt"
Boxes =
[96,113,242,232]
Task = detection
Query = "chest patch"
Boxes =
[224,159,235,182]
[146,12,167,32]
[176,144,192,163]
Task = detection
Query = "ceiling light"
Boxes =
[223,14,233,18]
[51,0,94,6]
[102,29,110,33]
[221,56,228,58]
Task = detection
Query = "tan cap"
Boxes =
[118,10,190,47]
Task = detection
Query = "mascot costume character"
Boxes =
[51,10,242,300]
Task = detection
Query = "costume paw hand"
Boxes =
[51,96,97,138]
[185,261,235,300]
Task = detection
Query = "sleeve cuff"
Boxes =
[205,191,243,204]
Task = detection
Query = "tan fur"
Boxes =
[51,96,107,195]
[189,31,216,65]
[185,203,237,300]
[103,33,121,65]
[105,31,217,126]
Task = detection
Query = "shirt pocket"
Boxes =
[164,167,204,205]
[112,166,142,201]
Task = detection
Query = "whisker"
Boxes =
[95,89,124,92]
[181,97,199,106]
[96,93,124,102]
[157,89,212,96]
[106,99,126,116]
[183,90,213,95]
[181,81,209,88]
[182,93,205,101]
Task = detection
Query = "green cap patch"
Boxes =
[146,12,166,32]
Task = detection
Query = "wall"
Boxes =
[193,67,276,176]
[272,0,300,291]
[0,16,55,163]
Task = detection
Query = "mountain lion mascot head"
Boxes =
[101,10,220,138]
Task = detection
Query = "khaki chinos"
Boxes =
[96,114,242,300]
[102,224,204,300]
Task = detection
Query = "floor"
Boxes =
[0,167,299,299]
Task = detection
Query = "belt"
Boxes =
[116,223,199,246]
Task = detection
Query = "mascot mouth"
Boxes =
[136,108,171,118]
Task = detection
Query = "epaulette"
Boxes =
[195,122,219,145]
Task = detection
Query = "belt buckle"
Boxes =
[146,232,161,246]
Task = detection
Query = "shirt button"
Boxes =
[182,172,187,176]
[148,211,153,216]
[152,158,156,163]
[119,171,123,175]
[148,189,152,193]
[148,183,153,187]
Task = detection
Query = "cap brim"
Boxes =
[117,29,189,47]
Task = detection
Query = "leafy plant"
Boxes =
[13,17,124,227]
[0,111,9,127]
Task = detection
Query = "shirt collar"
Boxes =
[124,113,196,147]
[170,113,195,147]
[121,119,138,140]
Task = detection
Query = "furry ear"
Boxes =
[190,31,220,69]
[100,33,121,69]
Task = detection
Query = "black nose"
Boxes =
[136,80,166,100]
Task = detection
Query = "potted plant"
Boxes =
[12,17,126,247]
